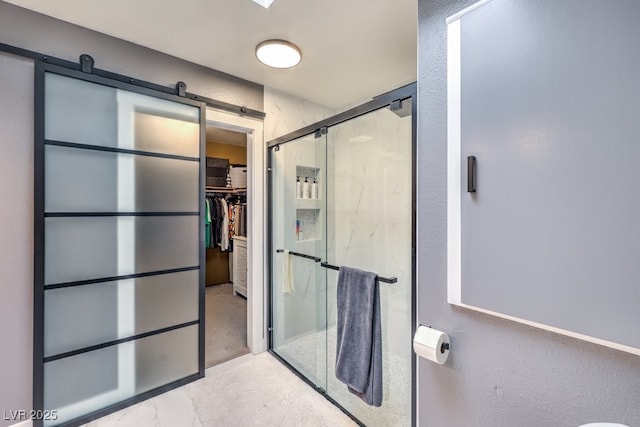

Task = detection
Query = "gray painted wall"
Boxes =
[417,1,640,426]
[0,51,34,427]
[0,3,262,426]
[0,1,263,112]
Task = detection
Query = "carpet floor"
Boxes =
[205,283,250,368]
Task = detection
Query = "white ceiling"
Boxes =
[4,0,417,110]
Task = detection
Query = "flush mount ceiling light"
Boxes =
[255,40,302,69]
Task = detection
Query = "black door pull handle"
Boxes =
[467,156,476,193]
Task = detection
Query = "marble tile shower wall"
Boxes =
[264,87,337,141]
[326,107,413,354]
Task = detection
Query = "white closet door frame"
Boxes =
[206,107,267,354]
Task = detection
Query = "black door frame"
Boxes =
[34,60,207,427]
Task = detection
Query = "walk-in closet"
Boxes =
[204,125,250,368]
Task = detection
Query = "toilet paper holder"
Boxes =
[420,324,450,353]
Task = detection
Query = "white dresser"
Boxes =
[232,236,247,297]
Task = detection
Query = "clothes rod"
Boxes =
[320,262,397,284]
[275,249,321,262]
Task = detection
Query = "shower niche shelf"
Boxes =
[294,164,322,242]
[295,165,321,201]
[295,199,321,209]
[296,208,320,242]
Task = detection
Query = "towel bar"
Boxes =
[275,251,398,283]
[275,249,321,262]
[320,262,398,284]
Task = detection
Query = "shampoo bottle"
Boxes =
[311,178,318,199]
[296,176,302,199]
[302,177,310,199]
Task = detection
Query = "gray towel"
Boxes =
[335,266,382,407]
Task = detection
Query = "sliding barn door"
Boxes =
[34,63,205,426]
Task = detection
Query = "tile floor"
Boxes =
[276,328,410,426]
[83,353,357,427]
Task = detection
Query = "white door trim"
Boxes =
[205,108,267,354]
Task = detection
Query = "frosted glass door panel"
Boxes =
[325,104,412,426]
[131,110,200,158]
[44,73,117,147]
[134,324,199,392]
[44,270,199,356]
[43,325,198,426]
[44,216,199,285]
[39,68,203,426]
[45,346,118,425]
[45,145,199,212]
[270,133,327,387]
[45,73,200,157]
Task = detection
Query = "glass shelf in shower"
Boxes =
[295,199,322,209]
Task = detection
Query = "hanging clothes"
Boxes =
[205,195,219,249]
[205,193,245,249]
[205,192,247,250]
[205,195,223,249]
[205,198,212,249]
[236,203,247,237]
[228,202,236,240]
[214,198,221,246]
[220,198,230,251]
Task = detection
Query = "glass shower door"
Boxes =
[270,131,327,389]
[269,93,414,426]
[323,101,413,426]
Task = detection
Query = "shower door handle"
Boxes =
[467,156,476,193]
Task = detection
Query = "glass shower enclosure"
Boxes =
[268,84,416,426]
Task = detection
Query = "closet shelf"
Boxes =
[206,186,247,194]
